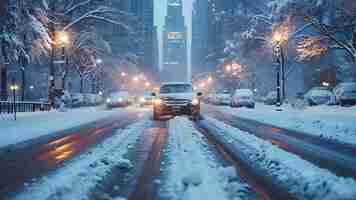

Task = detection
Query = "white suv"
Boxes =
[152,82,202,120]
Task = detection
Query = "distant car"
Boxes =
[304,88,335,106]
[215,90,231,105]
[106,91,131,108]
[70,93,85,107]
[333,82,356,106]
[139,92,154,107]
[231,89,255,108]
[264,91,278,105]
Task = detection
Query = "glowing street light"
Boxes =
[225,64,232,72]
[57,31,69,46]
[145,82,151,87]
[121,72,127,77]
[133,76,139,82]
[10,83,19,121]
[207,76,213,83]
[96,58,103,64]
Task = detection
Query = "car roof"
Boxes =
[161,82,192,86]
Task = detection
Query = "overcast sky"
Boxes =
[154,0,193,78]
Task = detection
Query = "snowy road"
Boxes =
[0,109,146,197]
[202,104,356,179]
[1,106,356,200]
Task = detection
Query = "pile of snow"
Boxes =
[204,117,356,200]
[12,120,151,200]
[215,103,356,146]
[161,117,252,200]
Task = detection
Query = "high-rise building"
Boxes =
[162,0,188,82]
[130,0,156,80]
[191,0,208,76]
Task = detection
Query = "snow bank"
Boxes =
[161,117,252,200]
[204,117,356,200]
[12,119,151,200]
[215,103,356,146]
[0,107,131,148]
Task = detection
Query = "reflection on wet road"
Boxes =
[0,111,145,196]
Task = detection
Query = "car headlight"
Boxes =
[192,98,199,106]
[118,98,123,102]
[154,99,162,105]
[140,97,146,103]
[106,98,111,103]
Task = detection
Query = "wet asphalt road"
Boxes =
[0,110,145,197]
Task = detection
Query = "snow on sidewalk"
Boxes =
[11,119,151,200]
[215,103,356,146]
[204,117,356,200]
[0,106,132,148]
[161,117,252,200]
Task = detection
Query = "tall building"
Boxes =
[191,0,208,76]
[162,0,188,82]
[130,0,156,80]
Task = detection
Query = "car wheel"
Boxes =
[192,112,201,121]
[153,110,160,120]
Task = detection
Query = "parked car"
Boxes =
[70,93,85,107]
[215,90,231,105]
[139,92,154,107]
[106,91,132,108]
[333,82,356,106]
[152,82,202,120]
[231,89,255,108]
[304,88,335,106]
[264,91,278,105]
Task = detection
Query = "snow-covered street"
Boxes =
[1,105,356,200]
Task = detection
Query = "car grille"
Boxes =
[161,97,190,106]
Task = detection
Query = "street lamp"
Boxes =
[96,58,103,64]
[57,31,69,45]
[49,31,70,107]
[225,64,232,72]
[272,28,288,101]
[272,31,283,108]
[121,72,127,77]
[10,83,18,120]
[133,76,139,82]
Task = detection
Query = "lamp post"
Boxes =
[49,30,69,107]
[10,83,18,120]
[272,32,283,109]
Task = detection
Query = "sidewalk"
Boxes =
[214,103,356,146]
[0,106,126,148]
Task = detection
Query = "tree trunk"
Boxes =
[0,65,7,101]
[80,75,84,93]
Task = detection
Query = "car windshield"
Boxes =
[160,84,193,94]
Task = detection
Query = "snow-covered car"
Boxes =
[215,90,231,105]
[333,82,356,106]
[70,93,85,107]
[106,91,132,108]
[231,89,255,108]
[139,92,154,107]
[152,82,202,120]
[304,88,335,106]
[264,91,278,105]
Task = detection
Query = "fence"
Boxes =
[0,101,51,114]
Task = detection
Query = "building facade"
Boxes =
[161,0,188,82]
